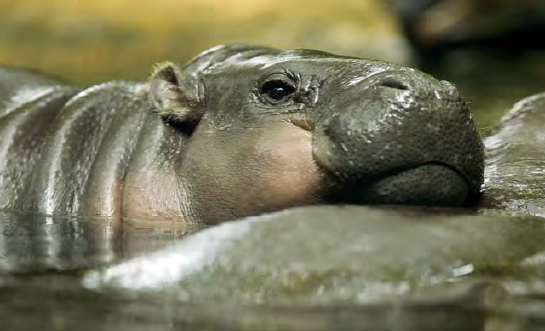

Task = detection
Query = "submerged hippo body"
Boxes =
[0,45,484,224]
[481,92,545,216]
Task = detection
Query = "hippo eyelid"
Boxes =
[259,72,297,85]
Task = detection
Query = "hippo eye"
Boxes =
[260,80,296,103]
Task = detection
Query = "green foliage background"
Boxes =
[0,0,403,84]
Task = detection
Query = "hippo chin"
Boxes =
[0,44,484,224]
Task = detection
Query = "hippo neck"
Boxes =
[121,96,198,224]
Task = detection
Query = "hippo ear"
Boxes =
[149,62,203,128]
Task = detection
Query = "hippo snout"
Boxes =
[314,71,484,207]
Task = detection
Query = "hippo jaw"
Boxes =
[326,162,472,206]
[312,71,484,207]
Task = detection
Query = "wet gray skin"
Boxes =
[480,92,545,217]
[0,44,484,225]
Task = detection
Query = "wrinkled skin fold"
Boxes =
[0,44,484,225]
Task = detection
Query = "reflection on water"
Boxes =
[0,213,203,274]
[0,213,118,273]
[0,278,490,331]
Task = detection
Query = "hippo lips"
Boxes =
[334,162,474,207]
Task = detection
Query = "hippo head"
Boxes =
[149,45,484,224]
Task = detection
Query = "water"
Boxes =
[1,206,545,330]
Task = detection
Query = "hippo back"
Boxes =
[0,68,152,217]
[0,67,74,118]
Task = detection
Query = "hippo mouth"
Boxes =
[334,162,473,207]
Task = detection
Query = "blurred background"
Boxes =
[0,0,404,84]
[1,0,545,128]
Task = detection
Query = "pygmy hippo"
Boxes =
[0,44,484,224]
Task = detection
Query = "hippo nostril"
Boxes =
[378,77,410,91]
